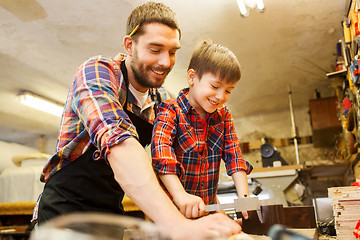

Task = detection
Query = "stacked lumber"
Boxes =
[328,186,360,239]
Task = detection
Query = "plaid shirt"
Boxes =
[151,88,253,205]
[41,54,167,183]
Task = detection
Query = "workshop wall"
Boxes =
[233,105,346,169]
[234,106,312,141]
[0,141,40,171]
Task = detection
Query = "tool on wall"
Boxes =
[341,38,350,68]
[350,55,360,84]
[350,9,360,38]
[344,18,352,45]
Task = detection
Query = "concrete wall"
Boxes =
[232,106,344,168]
[234,106,312,142]
[0,140,40,171]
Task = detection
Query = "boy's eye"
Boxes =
[210,84,218,89]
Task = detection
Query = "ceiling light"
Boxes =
[18,90,64,117]
[237,0,265,17]
[256,0,265,12]
[237,0,248,16]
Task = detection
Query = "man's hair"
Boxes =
[188,40,241,84]
[127,2,181,40]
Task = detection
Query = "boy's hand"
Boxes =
[173,192,206,219]
[241,210,248,219]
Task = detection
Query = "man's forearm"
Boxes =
[109,140,243,238]
[107,137,185,225]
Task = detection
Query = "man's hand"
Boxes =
[173,191,206,219]
[165,213,242,240]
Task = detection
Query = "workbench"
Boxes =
[0,197,142,240]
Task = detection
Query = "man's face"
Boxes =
[130,23,181,89]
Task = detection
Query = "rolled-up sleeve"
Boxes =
[222,110,253,176]
[72,58,138,160]
[151,101,184,177]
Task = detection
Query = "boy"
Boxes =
[151,40,253,219]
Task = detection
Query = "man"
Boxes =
[36,2,241,239]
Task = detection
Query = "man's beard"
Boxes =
[131,48,170,88]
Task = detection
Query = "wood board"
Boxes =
[328,186,360,239]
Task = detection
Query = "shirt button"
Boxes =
[93,150,101,159]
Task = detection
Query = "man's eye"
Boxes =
[150,49,160,53]
[170,49,179,56]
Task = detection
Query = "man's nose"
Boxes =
[158,53,171,68]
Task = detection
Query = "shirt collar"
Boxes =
[177,88,219,120]
[177,88,192,115]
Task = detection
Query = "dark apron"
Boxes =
[38,70,155,224]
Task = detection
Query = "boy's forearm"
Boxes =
[231,171,250,198]
[159,174,186,198]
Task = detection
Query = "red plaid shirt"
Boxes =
[41,54,167,183]
[151,88,253,204]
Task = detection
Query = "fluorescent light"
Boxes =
[237,0,265,17]
[237,0,248,16]
[18,91,64,117]
[256,0,265,12]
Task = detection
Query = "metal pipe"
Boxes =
[288,85,300,165]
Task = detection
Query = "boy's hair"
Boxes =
[188,40,241,84]
[127,2,181,41]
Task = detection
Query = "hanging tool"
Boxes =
[343,18,352,45]
[350,55,360,84]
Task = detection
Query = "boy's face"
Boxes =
[187,70,237,118]
[129,23,181,90]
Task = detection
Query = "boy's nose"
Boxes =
[215,90,225,101]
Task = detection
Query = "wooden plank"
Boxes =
[328,186,359,198]
[251,165,303,173]
[0,202,35,215]
[246,136,312,150]
[283,206,316,229]
[237,205,285,235]
[328,186,360,239]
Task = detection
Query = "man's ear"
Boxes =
[123,36,133,56]
[187,69,196,86]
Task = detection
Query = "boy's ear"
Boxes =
[187,69,196,86]
[123,36,133,57]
